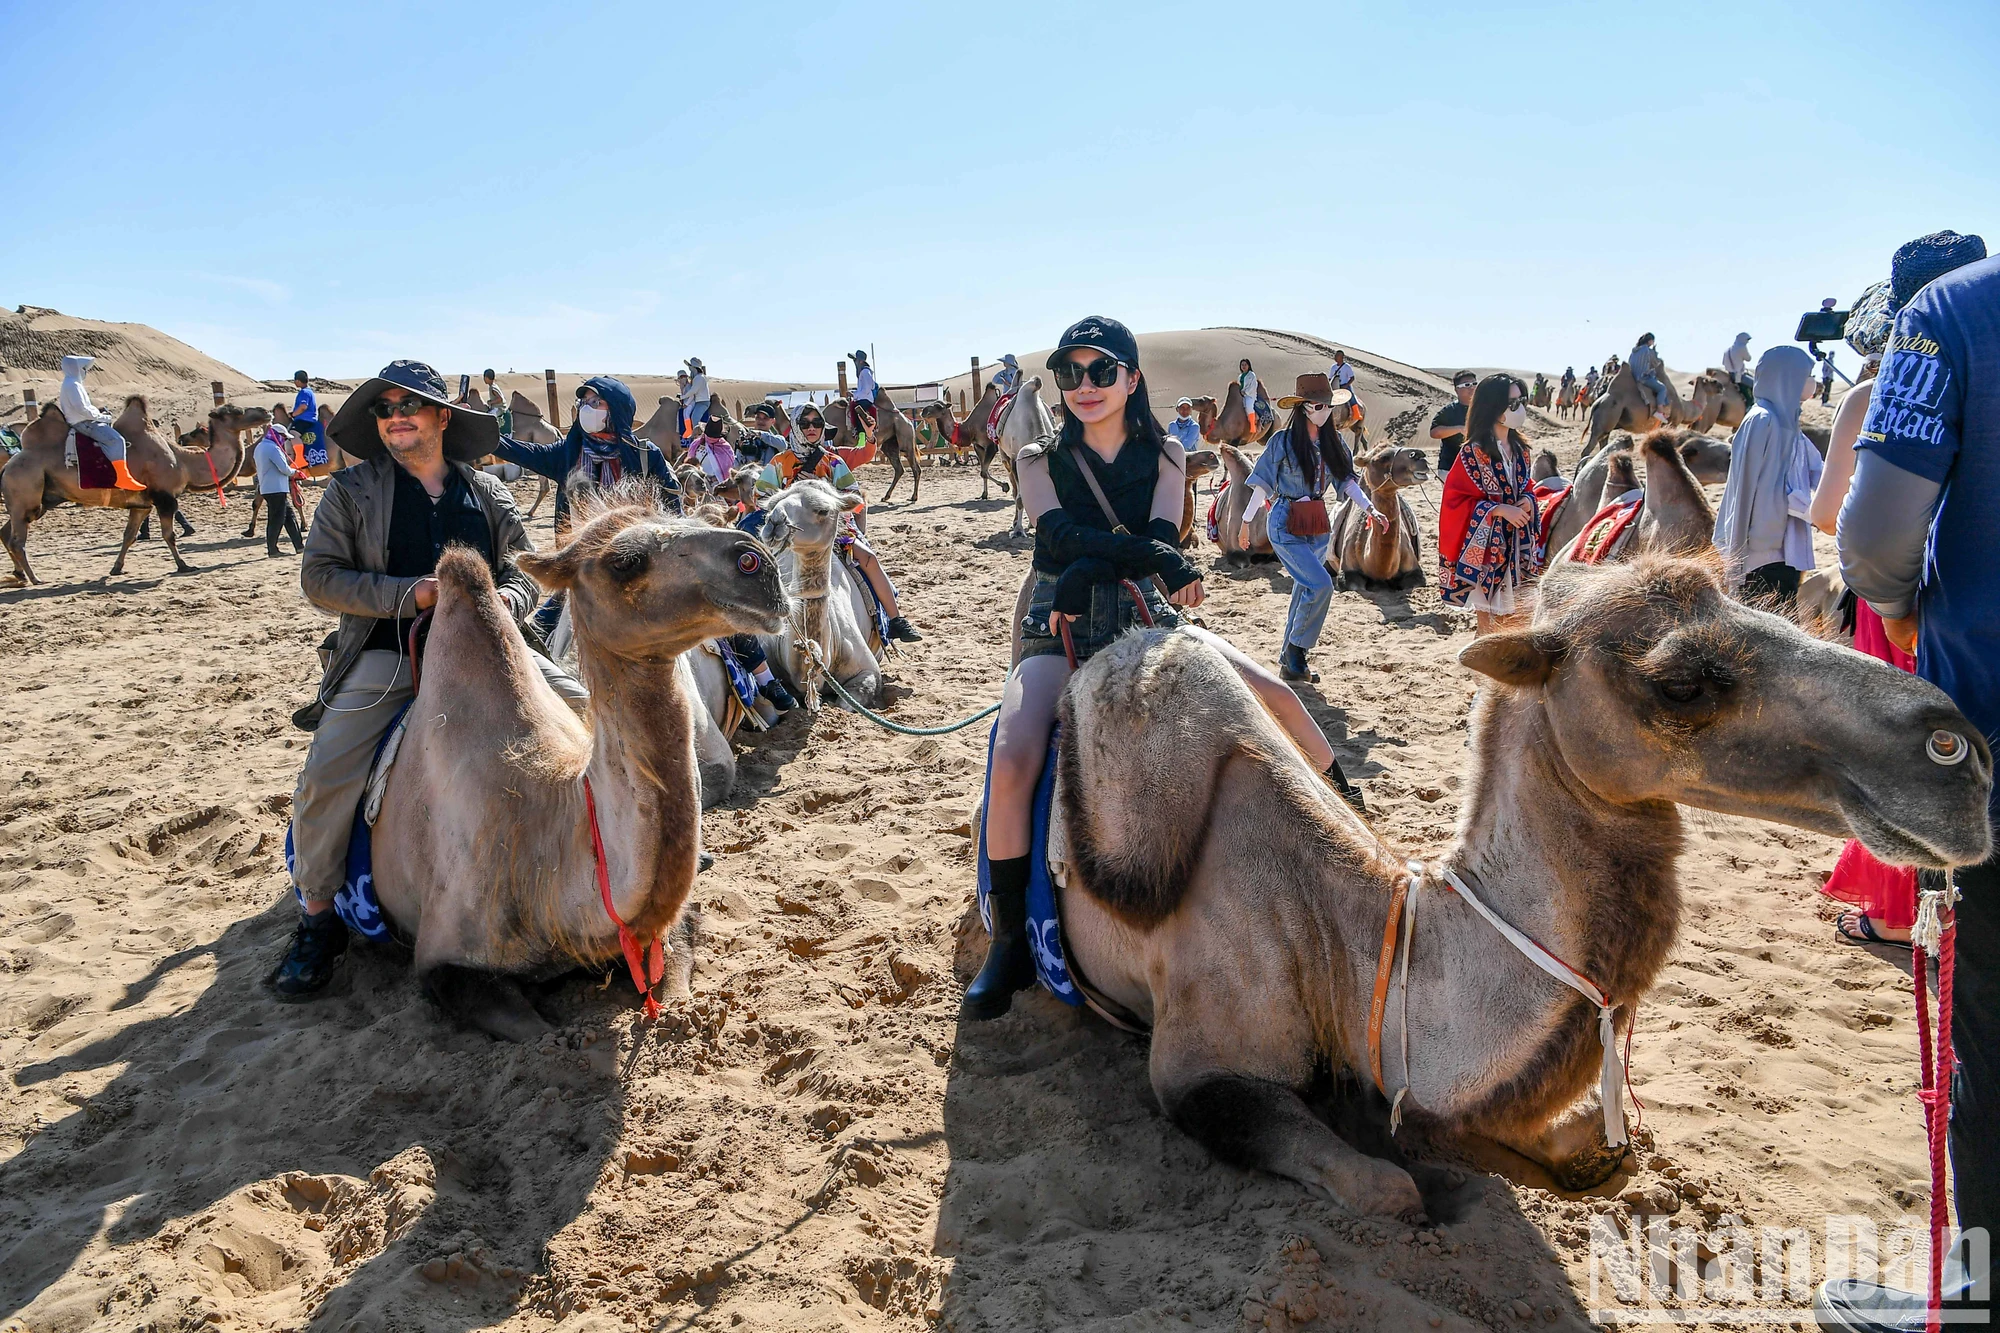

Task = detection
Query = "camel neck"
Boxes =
[1446,689,1683,1008]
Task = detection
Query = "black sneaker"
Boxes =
[887,616,923,643]
[270,909,348,999]
[1279,645,1319,683]
[759,678,801,711]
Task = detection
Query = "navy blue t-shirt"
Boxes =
[1856,254,2000,753]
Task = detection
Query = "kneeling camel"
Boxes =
[368,490,787,1039]
[1049,554,1992,1218]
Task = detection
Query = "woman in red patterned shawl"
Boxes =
[1438,374,1546,635]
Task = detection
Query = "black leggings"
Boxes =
[263,491,302,551]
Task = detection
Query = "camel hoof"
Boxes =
[1550,1139,1628,1192]
[421,964,552,1042]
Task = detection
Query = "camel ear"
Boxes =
[1458,630,1557,688]
[516,545,579,591]
[839,491,866,513]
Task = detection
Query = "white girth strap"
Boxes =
[1410,861,1628,1148]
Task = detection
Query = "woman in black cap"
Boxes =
[963,316,1356,1021]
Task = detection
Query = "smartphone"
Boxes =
[1795,310,1848,343]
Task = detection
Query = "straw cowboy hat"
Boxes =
[1276,373,1335,409]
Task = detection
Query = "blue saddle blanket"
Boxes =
[714,639,761,713]
[975,721,1080,1007]
[283,701,408,942]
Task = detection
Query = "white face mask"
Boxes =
[1503,404,1528,430]
[578,403,610,434]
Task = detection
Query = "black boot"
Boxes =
[270,908,348,999]
[888,616,923,643]
[698,851,716,873]
[1324,756,1366,813]
[759,677,801,711]
[962,856,1036,1020]
[1279,644,1319,683]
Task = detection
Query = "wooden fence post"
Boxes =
[970,356,981,400]
[544,370,562,428]
[836,362,850,399]
[734,398,743,421]
[211,381,225,408]
[958,389,965,412]
[21,388,37,421]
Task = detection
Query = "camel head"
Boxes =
[1218,443,1254,485]
[517,483,785,659]
[758,477,860,566]
[1676,431,1730,484]
[712,461,762,511]
[1190,396,1220,437]
[1532,449,1562,482]
[1185,448,1220,482]
[1461,553,1993,869]
[1603,449,1640,497]
[1358,446,1429,493]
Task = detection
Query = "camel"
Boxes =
[1581,364,1691,452]
[635,395,685,461]
[994,377,1053,538]
[1046,553,1992,1217]
[864,392,924,505]
[1551,431,1715,566]
[368,487,787,1039]
[1192,381,1275,448]
[1328,446,1429,591]
[1213,444,1272,566]
[756,478,884,710]
[1548,429,1730,556]
[1687,369,1750,436]
[918,382,1011,500]
[1179,448,1220,548]
[1531,448,1564,484]
[3,400,253,584]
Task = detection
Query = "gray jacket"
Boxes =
[293,456,538,730]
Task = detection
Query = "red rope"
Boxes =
[404,609,433,695]
[1912,892,1957,1333]
[584,775,663,1019]
[203,449,227,506]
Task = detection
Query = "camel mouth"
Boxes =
[1834,778,1993,870]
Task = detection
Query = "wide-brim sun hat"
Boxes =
[327,359,500,463]
[1276,372,1336,409]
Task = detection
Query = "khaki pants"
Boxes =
[291,647,587,904]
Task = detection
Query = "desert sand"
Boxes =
[0,320,1933,1332]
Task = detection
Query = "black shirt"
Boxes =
[1431,400,1468,473]
[1032,435,1161,575]
[362,464,498,653]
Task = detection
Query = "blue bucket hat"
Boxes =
[327,360,500,463]
[1890,231,1987,309]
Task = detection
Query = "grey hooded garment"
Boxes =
[1712,345,1815,578]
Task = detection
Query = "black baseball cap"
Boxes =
[1045,316,1140,371]
[747,402,777,418]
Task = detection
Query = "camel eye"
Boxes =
[1658,679,1702,703]
[606,547,648,580]
[737,549,763,576]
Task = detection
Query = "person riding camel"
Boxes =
[849,350,879,433]
[480,369,511,433]
[491,374,678,527]
[760,404,922,643]
[1329,349,1356,395]
[991,353,1022,397]
[1239,358,1274,433]
[683,357,712,429]
[57,355,145,490]
[1629,333,1670,423]
[269,360,590,998]
[1560,364,1576,399]
[741,403,788,465]
[1721,332,1754,408]
[688,416,737,486]
[965,316,1360,1020]
[289,370,328,467]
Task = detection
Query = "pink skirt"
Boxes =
[1820,600,1917,928]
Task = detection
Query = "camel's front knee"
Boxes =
[1488,1097,1629,1191]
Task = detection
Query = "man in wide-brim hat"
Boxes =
[272,360,586,1002]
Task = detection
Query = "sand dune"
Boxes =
[0,324,1939,1331]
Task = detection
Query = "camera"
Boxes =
[1795,309,1848,343]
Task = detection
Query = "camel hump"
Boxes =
[435,544,497,598]
[1057,630,1310,928]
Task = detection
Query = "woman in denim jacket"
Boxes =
[1239,374,1383,685]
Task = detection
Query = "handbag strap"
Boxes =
[1065,441,1132,535]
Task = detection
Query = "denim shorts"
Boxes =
[1019,570,1180,663]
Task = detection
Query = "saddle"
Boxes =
[1567,496,1644,565]
[66,430,117,490]
[701,638,768,734]
[985,389,1018,443]
[1532,478,1571,551]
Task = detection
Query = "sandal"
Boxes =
[1835,911,1913,951]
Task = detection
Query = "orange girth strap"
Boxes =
[1367,872,1412,1096]
[584,775,664,1019]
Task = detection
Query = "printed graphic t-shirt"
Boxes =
[1855,254,2000,754]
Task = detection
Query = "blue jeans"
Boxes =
[75,418,127,461]
[1638,374,1669,412]
[1268,511,1334,651]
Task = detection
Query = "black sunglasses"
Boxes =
[1051,356,1126,392]
[370,396,435,419]
[797,417,824,430]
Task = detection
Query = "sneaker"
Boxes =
[759,678,801,711]
[270,909,348,999]
[698,851,716,873]
[887,616,923,643]
[1279,644,1319,683]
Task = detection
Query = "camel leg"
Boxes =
[421,964,553,1042]
[527,477,550,519]
[1,510,33,585]
[1484,1094,1628,1191]
[1161,1073,1426,1221]
[243,493,261,538]
[154,495,192,572]
[109,506,147,577]
[908,446,921,504]
[880,450,904,504]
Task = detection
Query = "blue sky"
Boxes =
[3,0,1994,384]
